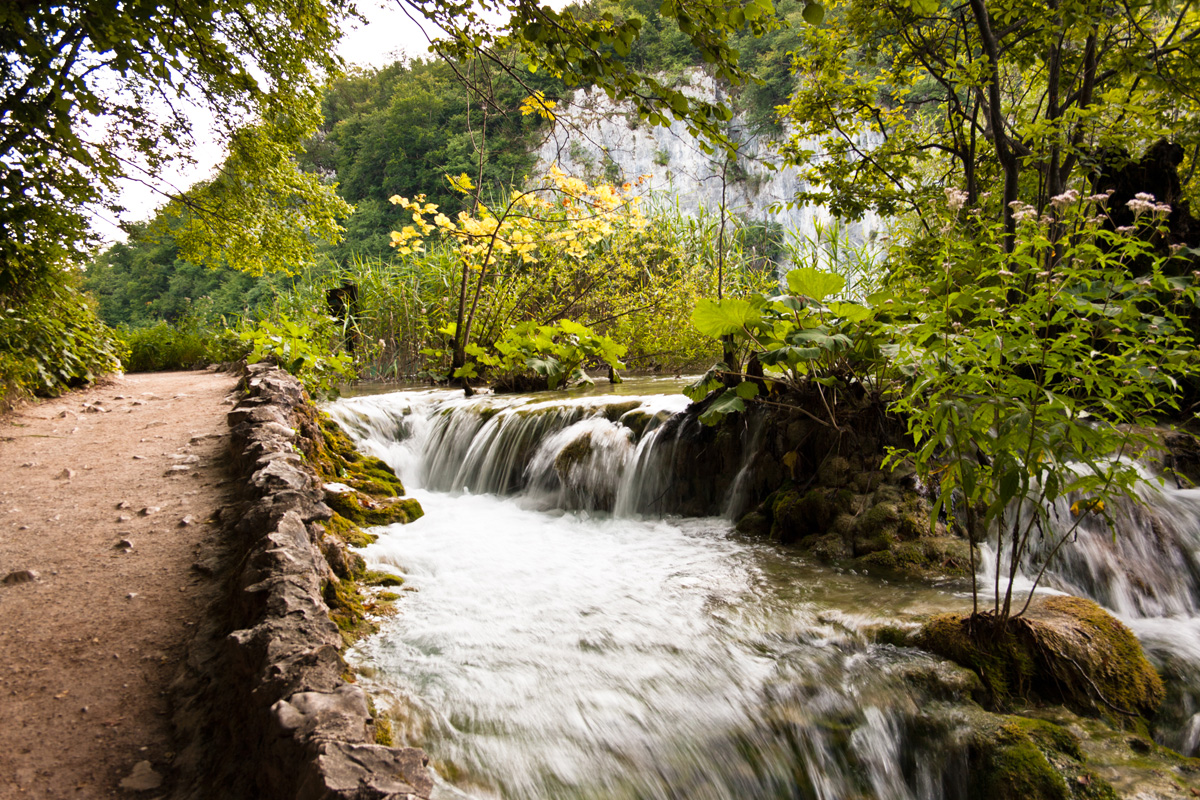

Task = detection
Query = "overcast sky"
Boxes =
[92,0,438,243]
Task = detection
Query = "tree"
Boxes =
[404,0,815,153]
[0,0,356,293]
[781,0,1200,238]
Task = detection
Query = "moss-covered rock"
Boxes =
[858,536,974,577]
[322,576,376,645]
[554,433,594,478]
[363,570,404,587]
[735,510,772,537]
[619,410,653,441]
[816,455,851,487]
[325,489,424,528]
[798,532,850,561]
[601,400,642,423]
[771,488,837,544]
[916,596,1164,727]
[323,512,377,548]
[970,720,1072,800]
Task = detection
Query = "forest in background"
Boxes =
[78,0,804,382]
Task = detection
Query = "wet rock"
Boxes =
[2,569,39,585]
[735,510,771,537]
[916,596,1164,723]
[300,742,433,799]
[119,760,162,791]
[816,455,851,487]
[272,684,372,742]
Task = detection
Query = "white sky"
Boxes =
[92,0,437,243]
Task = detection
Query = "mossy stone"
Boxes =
[970,727,1070,800]
[771,488,835,545]
[915,597,1164,725]
[601,401,642,422]
[817,455,851,487]
[851,470,885,494]
[363,570,404,587]
[554,433,594,477]
[327,491,424,528]
[620,410,653,441]
[736,510,771,537]
[800,532,849,561]
[323,512,377,548]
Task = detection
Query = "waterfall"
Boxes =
[327,385,1200,797]
[974,467,1200,755]
[327,388,694,515]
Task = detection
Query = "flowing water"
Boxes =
[326,383,1200,798]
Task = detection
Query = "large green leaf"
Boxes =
[692,298,762,337]
[828,301,871,322]
[786,268,845,302]
[698,388,745,425]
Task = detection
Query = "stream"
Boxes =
[326,382,1200,799]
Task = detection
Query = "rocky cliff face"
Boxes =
[533,69,883,260]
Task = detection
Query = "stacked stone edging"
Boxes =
[173,363,431,799]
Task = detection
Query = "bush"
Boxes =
[0,280,125,411]
[117,321,245,372]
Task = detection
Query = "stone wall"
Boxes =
[172,363,431,800]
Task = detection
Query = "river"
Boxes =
[326,382,1200,798]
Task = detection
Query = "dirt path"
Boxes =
[0,370,239,799]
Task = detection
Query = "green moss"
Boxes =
[771,488,835,544]
[857,538,974,577]
[915,614,1036,709]
[1008,717,1083,761]
[326,491,424,528]
[322,577,377,645]
[324,512,378,548]
[735,510,771,537]
[601,400,642,422]
[477,406,501,422]
[816,455,851,487]
[376,591,401,602]
[800,532,849,561]
[364,570,404,587]
[374,715,395,746]
[554,433,594,476]
[871,625,914,648]
[1031,596,1165,725]
[916,598,1164,726]
[971,728,1070,800]
[620,410,653,440]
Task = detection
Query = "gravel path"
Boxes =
[0,370,238,798]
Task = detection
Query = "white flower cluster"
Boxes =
[944,187,969,212]
[1126,192,1172,218]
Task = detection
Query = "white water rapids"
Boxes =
[326,384,1200,798]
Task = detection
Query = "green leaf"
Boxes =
[734,380,760,399]
[698,389,745,425]
[692,298,762,337]
[828,301,871,322]
[786,267,845,302]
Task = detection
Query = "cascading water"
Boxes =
[326,383,1200,797]
[981,470,1200,756]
